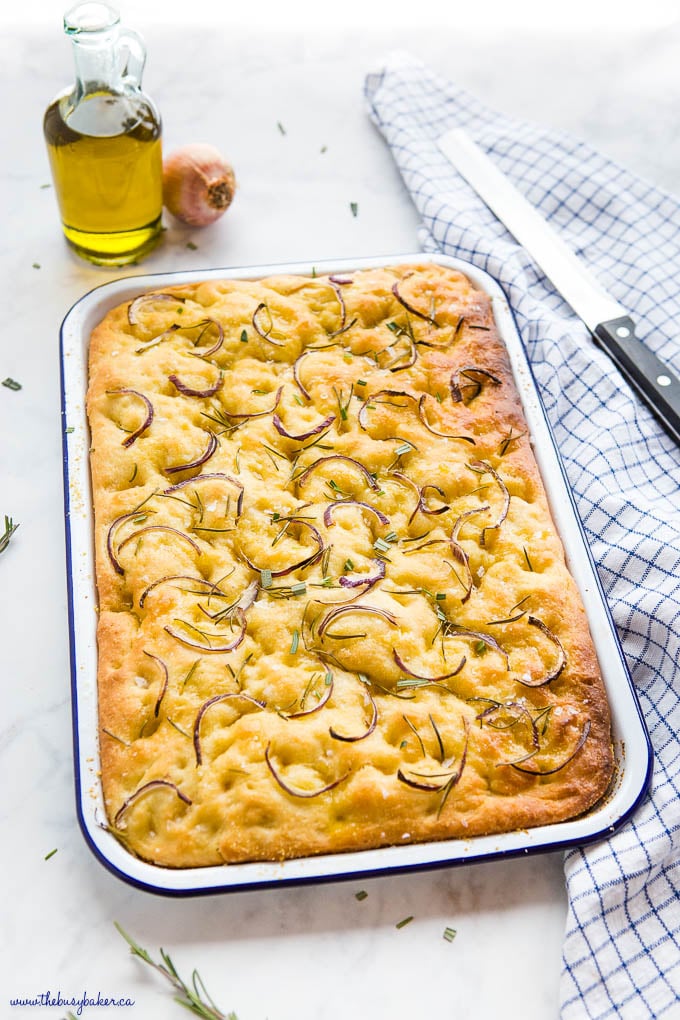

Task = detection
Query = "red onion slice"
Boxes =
[114,779,192,828]
[418,395,475,443]
[297,455,380,492]
[339,557,386,591]
[164,430,218,475]
[292,352,313,401]
[117,525,201,560]
[241,519,325,578]
[323,500,390,528]
[449,505,491,602]
[127,293,185,326]
[107,507,156,576]
[272,412,335,441]
[169,372,224,398]
[264,743,350,798]
[450,366,502,403]
[391,279,439,326]
[392,648,465,682]
[510,719,590,775]
[106,388,154,447]
[163,472,245,518]
[142,650,169,718]
[446,627,509,669]
[222,386,283,420]
[252,302,285,346]
[475,701,540,751]
[135,318,224,359]
[281,667,334,719]
[193,692,265,765]
[139,574,227,608]
[164,607,247,653]
[418,483,450,517]
[513,617,567,687]
[318,603,398,638]
[469,461,510,543]
[328,274,354,285]
[329,690,378,742]
[358,389,415,431]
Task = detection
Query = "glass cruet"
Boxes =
[43,1,163,266]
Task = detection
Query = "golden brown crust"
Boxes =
[87,262,614,867]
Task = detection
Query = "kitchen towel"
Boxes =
[365,51,680,1020]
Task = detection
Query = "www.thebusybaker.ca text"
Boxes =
[9,990,135,1013]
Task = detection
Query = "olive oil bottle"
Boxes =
[44,2,162,266]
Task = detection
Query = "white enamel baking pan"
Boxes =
[60,253,652,895]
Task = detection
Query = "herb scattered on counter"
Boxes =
[355,890,368,901]
[0,516,19,554]
[320,145,327,154]
[350,202,358,217]
[443,927,457,942]
[33,262,41,269]
[44,848,58,861]
[2,377,22,391]
[186,241,198,251]
[396,916,414,929]
[115,923,238,1020]
[65,426,75,434]
[277,121,286,135]
[40,183,51,189]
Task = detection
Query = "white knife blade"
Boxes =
[437,128,680,447]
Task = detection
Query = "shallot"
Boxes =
[162,144,236,227]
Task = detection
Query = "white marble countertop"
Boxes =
[2,3,678,1018]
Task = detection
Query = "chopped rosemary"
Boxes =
[396,916,414,929]
[115,923,238,1020]
[240,329,248,343]
[290,629,300,655]
[350,201,359,217]
[277,120,286,135]
[65,426,75,434]
[443,926,457,942]
[44,848,58,861]
[2,377,21,391]
[356,379,367,386]
[260,569,273,589]
[344,558,355,572]
[291,582,307,596]
[355,889,368,901]
[0,516,19,553]
[186,241,198,251]
[523,546,534,571]
[373,537,391,554]
[394,442,413,456]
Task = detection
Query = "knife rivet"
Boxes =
[616,325,631,338]
[657,374,672,387]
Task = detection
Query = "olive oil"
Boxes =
[44,3,163,266]
[44,92,162,265]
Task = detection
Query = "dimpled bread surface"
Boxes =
[86,262,614,868]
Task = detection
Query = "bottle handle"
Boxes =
[116,27,146,90]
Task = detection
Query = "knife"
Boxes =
[437,128,680,448]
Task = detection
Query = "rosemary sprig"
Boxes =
[0,515,19,553]
[115,923,238,1020]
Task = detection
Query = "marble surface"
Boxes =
[2,4,678,1018]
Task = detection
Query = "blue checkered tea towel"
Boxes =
[365,51,680,1020]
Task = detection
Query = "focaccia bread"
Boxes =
[87,262,614,867]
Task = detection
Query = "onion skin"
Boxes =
[163,144,236,227]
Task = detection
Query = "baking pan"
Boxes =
[60,253,653,895]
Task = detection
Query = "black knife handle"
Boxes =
[593,316,680,447]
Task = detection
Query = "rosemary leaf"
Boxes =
[0,516,19,553]
[115,923,238,1020]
